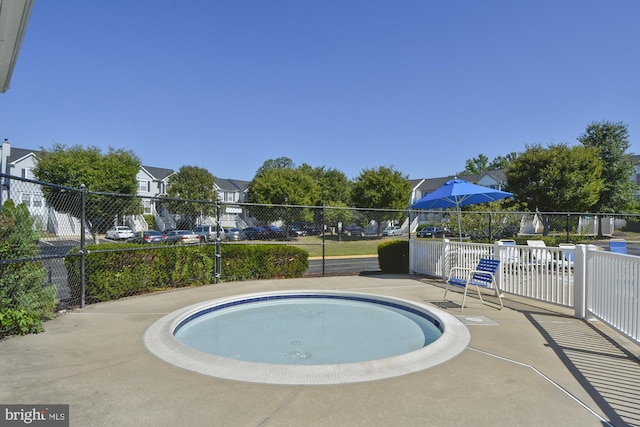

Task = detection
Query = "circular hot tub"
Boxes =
[144,290,470,384]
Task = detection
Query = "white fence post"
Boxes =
[573,244,588,319]
[409,238,415,274]
[442,239,451,280]
[494,241,505,291]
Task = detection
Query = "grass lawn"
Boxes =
[286,235,408,258]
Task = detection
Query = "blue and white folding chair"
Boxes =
[444,258,503,312]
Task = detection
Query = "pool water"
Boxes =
[145,290,470,384]
[173,296,443,365]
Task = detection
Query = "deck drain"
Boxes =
[456,315,499,326]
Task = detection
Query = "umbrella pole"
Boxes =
[457,203,462,241]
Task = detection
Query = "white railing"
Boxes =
[496,243,574,307]
[410,239,446,277]
[126,214,148,232]
[587,249,640,344]
[410,239,639,345]
[48,208,83,236]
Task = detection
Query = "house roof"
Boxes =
[141,165,175,181]
[408,178,425,191]
[8,147,39,164]
[478,169,507,183]
[415,169,506,193]
[215,178,250,193]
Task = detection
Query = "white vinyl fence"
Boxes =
[587,249,640,344]
[410,239,640,345]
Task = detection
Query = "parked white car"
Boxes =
[382,226,403,236]
[106,226,134,240]
[164,230,200,245]
[192,225,226,242]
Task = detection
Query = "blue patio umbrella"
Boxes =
[411,179,513,240]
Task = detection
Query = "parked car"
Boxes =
[192,225,225,242]
[164,230,200,245]
[225,227,246,241]
[291,221,323,236]
[127,229,164,244]
[343,225,365,237]
[263,225,290,240]
[382,226,403,236]
[287,225,307,237]
[106,226,134,240]
[417,226,452,238]
[243,226,269,240]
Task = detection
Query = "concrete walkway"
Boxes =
[1,275,639,427]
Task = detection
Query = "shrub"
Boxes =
[512,236,558,246]
[378,240,409,274]
[143,214,156,230]
[220,244,308,281]
[66,243,309,303]
[0,200,58,337]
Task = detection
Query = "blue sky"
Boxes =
[1,0,639,181]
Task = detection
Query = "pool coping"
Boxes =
[143,289,471,385]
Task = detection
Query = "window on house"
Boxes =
[138,180,149,192]
[142,199,152,215]
[225,191,239,202]
[19,193,31,207]
[33,195,43,208]
[21,168,34,179]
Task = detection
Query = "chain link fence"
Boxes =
[412,209,640,242]
[2,173,640,311]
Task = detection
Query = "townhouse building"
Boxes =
[409,170,507,206]
[2,139,639,237]
[0,140,250,234]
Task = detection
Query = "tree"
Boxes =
[350,166,411,233]
[0,200,57,336]
[351,166,410,210]
[578,121,637,213]
[297,164,351,226]
[488,152,518,170]
[33,144,141,243]
[505,143,604,234]
[463,154,490,174]
[459,201,521,242]
[299,164,351,207]
[323,202,353,233]
[165,165,217,228]
[254,157,296,176]
[462,152,518,174]
[246,159,320,224]
[247,167,319,206]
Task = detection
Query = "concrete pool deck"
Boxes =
[1,274,640,426]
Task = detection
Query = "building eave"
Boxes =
[0,0,34,93]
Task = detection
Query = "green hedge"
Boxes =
[378,240,409,274]
[65,243,308,303]
[220,244,309,280]
[511,236,559,246]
